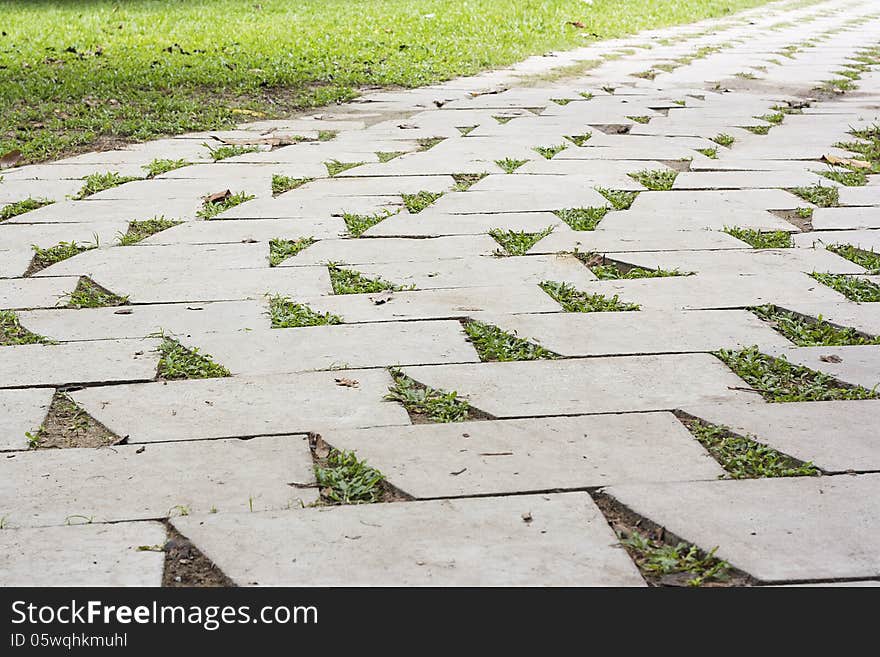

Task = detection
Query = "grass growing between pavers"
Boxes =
[826,244,880,274]
[27,239,97,275]
[328,264,412,295]
[402,191,443,214]
[26,391,120,449]
[0,197,53,221]
[533,143,567,159]
[143,158,189,178]
[325,160,364,177]
[117,216,181,245]
[456,126,478,136]
[205,143,258,161]
[751,305,880,346]
[539,280,640,312]
[342,210,394,237]
[592,493,738,587]
[715,346,878,402]
[596,187,639,210]
[452,173,487,191]
[566,133,592,147]
[723,227,792,248]
[385,368,473,423]
[790,183,839,207]
[711,133,736,147]
[376,151,405,163]
[810,272,880,303]
[695,147,718,159]
[417,137,445,152]
[267,294,342,328]
[576,252,691,279]
[628,169,678,191]
[463,320,558,362]
[196,190,255,219]
[66,277,129,309]
[314,448,387,505]
[156,335,231,379]
[269,237,315,266]
[490,227,553,256]
[816,166,867,187]
[554,207,608,231]
[73,171,140,199]
[495,158,528,174]
[0,310,53,346]
[678,414,819,479]
[271,175,312,196]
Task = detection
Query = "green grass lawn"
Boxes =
[1,0,771,164]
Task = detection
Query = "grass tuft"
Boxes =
[533,143,567,159]
[205,143,258,161]
[269,237,314,266]
[715,346,878,402]
[452,173,487,191]
[143,158,189,177]
[751,304,879,346]
[117,216,181,245]
[495,157,528,174]
[1,197,54,221]
[539,280,639,312]
[489,226,553,256]
[342,210,393,237]
[463,320,558,362]
[790,184,839,207]
[826,244,880,274]
[315,449,386,504]
[156,335,230,379]
[30,239,96,272]
[723,227,792,249]
[73,171,139,199]
[554,207,608,231]
[402,190,442,214]
[325,160,363,176]
[810,272,880,302]
[711,133,735,147]
[0,311,53,346]
[620,529,730,587]
[376,151,405,163]
[417,137,445,151]
[386,368,470,423]
[268,294,342,328]
[816,167,867,187]
[66,277,128,309]
[196,191,255,219]
[596,187,638,210]
[271,174,312,196]
[328,263,411,295]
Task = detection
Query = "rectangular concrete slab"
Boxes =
[605,474,880,582]
[0,522,166,586]
[71,370,410,443]
[329,413,723,498]
[172,493,646,586]
[404,354,762,417]
[0,436,317,528]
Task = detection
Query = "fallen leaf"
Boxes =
[449,467,467,476]
[567,20,587,28]
[203,189,231,204]
[335,377,359,388]
[231,108,266,117]
[369,290,394,305]
[820,354,842,363]
[823,154,871,169]
[310,432,330,458]
[113,308,133,315]
[397,123,419,129]
[521,512,533,524]
[0,149,22,168]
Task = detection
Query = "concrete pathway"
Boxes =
[2,0,880,586]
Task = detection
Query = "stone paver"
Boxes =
[172,493,646,586]
[3,0,880,586]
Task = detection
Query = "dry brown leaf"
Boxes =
[820,354,843,363]
[567,20,587,28]
[203,189,231,204]
[823,154,871,169]
[311,433,331,459]
[334,377,359,388]
[0,149,22,168]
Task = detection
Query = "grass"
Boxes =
[554,207,608,231]
[143,158,188,177]
[711,133,735,147]
[271,174,312,196]
[0,310,53,346]
[715,346,878,402]
[417,137,445,151]
[328,263,411,295]
[452,172,487,191]
[596,187,638,210]
[620,529,730,587]
[683,416,818,479]
[66,277,128,308]
[386,368,471,423]
[269,237,314,266]
[627,115,651,124]
[206,143,258,161]
[268,294,342,328]
[539,280,640,312]
[810,272,880,302]
[342,210,393,237]
[489,227,553,256]
[817,167,867,187]
[751,304,880,346]
[463,320,557,362]
[117,216,181,245]
[314,449,386,505]
[156,335,230,379]
[402,190,442,214]
[579,254,691,280]
[534,143,567,159]
[790,184,839,207]
[376,151,405,163]
[755,112,784,124]
[325,160,363,177]
[1,197,54,221]
[695,147,717,159]
[743,125,770,135]
[456,126,478,136]
[30,239,96,272]
[826,244,880,274]
[495,157,528,174]
[723,227,792,248]
[566,133,592,147]
[196,190,254,219]
[493,115,515,125]
[73,171,140,199]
